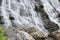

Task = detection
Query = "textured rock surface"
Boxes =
[5,26,49,40]
[6,28,35,40]
[16,31,35,40]
[45,37,56,40]
[48,30,60,40]
[22,27,48,36]
[21,27,48,40]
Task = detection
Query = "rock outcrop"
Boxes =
[3,26,60,40]
[48,30,60,40]
[22,27,48,37]
[5,28,35,40]
[5,26,49,40]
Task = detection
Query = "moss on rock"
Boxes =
[0,27,8,40]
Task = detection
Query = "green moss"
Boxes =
[41,13,49,19]
[43,14,49,19]
[39,5,44,12]
[35,5,45,12]
[0,27,8,40]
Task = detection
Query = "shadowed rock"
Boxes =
[48,30,60,40]
[21,27,48,40]
[5,28,35,40]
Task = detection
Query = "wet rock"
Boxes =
[22,27,40,34]
[48,30,60,40]
[0,15,4,24]
[22,27,48,40]
[59,0,60,2]
[17,31,35,40]
[44,19,59,32]
[9,14,15,20]
[40,12,59,32]
[35,4,44,12]
[45,37,56,40]
[5,28,35,40]
[0,0,2,6]
[30,31,46,40]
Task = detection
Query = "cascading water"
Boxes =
[41,0,60,27]
[0,0,60,36]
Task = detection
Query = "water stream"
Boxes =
[0,0,60,35]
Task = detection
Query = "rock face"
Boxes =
[43,19,59,32]
[48,30,60,40]
[5,26,60,40]
[5,28,35,40]
[5,26,49,40]
[21,27,48,40]
[45,37,56,40]
[16,31,35,40]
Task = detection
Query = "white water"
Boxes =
[41,0,60,27]
[0,0,60,35]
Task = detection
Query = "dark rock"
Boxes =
[0,16,4,24]
[9,16,14,20]
[44,19,59,32]
[40,12,59,32]
[0,0,2,6]
[48,30,60,40]
[9,14,14,20]
[45,37,56,40]
[5,28,35,40]
[22,27,48,40]
[59,0,60,2]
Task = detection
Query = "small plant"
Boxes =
[39,5,44,12]
[0,27,8,40]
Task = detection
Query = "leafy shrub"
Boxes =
[0,27,8,40]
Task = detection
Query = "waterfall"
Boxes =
[41,0,60,27]
[0,0,60,35]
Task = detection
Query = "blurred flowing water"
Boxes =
[0,0,60,35]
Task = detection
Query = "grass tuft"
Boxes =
[0,27,8,40]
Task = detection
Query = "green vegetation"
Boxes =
[0,27,8,40]
[43,13,49,19]
[35,4,44,12]
[38,5,49,19]
[39,5,44,12]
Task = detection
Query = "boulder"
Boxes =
[5,26,49,40]
[48,30,60,40]
[21,27,48,40]
[16,31,35,40]
[5,28,35,40]
[45,37,56,40]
